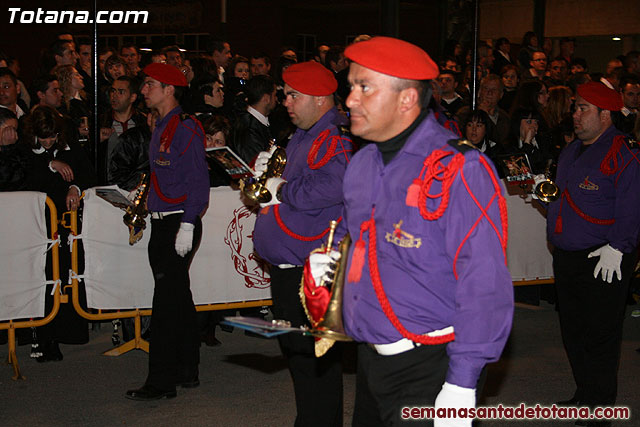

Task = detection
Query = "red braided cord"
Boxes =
[150,172,187,204]
[418,150,465,221]
[564,189,615,225]
[273,205,342,241]
[600,135,624,176]
[479,156,509,253]
[363,210,455,345]
[307,130,337,170]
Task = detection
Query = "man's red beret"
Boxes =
[577,81,623,111]
[143,63,188,87]
[344,36,439,80]
[282,61,337,96]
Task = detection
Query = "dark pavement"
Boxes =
[1,301,639,426]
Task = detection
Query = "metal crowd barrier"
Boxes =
[0,196,61,380]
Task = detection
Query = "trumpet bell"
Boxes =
[241,179,273,204]
[534,179,560,202]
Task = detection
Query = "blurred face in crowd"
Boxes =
[331,54,348,73]
[549,60,568,81]
[141,77,168,110]
[0,75,19,108]
[233,61,250,80]
[444,59,458,72]
[283,83,321,130]
[78,44,91,69]
[110,80,136,113]
[57,42,79,66]
[621,83,640,110]
[121,47,140,71]
[538,85,549,107]
[498,40,510,54]
[316,45,329,64]
[520,117,539,140]
[39,80,63,108]
[531,52,547,72]
[108,62,126,80]
[479,79,502,108]
[98,51,113,73]
[151,54,167,64]
[465,118,486,146]
[502,69,518,89]
[437,73,457,96]
[37,134,58,150]
[573,95,608,144]
[212,43,232,68]
[606,59,622,75]
[0,118,18,146]
[205,131,226,149]
[281,49,297,62]
[71,68,85,91]
[250,58,271,76]
[204,82,224,108]
[571,63,585,74]
[166,51,183,68]
[346,62,411,142]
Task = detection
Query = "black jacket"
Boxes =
[108,124,151,191]
[0,142,30,191]
[232,111,274,164]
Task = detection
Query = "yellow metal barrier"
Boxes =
[66,207,271,357]
[1,197,62,380]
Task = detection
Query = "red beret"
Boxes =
[344,36,438,80]
[577,81,623,111]
[143,63,187,87]
[282,61,337,96]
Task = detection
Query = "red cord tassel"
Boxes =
[554,215,562,233]
[405,179,422,207]
[347,238,366,283]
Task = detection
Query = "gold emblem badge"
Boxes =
[385,220,422,249]
[578,176,599,191]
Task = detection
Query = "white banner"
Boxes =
[82,186,271,309]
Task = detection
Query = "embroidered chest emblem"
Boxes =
[578,176,599,191]
[154,154,170,166]
[385,220,422,249]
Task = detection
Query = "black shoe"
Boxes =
[125,384,177,401]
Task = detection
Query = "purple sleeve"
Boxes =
[178,121,210,224]
[608,149,640,253]
[442,154,514,389]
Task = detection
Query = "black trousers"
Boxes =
[553,246,636,406]
[353,343,449,427]
[269,265,344,427]
[146,215,202,391]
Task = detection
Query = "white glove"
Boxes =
[309,250,341,286]
[175,222,195,257]
[259,177,286,208]
[253,151,272,178]
[434,382,475,427]
[529,174,546,200]
[588,244,623,283]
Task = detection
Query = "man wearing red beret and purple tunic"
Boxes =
[544,81,640,421]
[308,37,513,426]
[126,63,209,401]
[251,61,353,426]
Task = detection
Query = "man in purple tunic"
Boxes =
[310,37,513,426]
[252,61,352,427]
[545,81,640,418]
[126,63,209,401]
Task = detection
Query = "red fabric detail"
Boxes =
[564,189,615,225]
[273,205,341,241]
[150,171,187,204]
[307,129,352,170]
[555,214,563,233]
[444,120,462,137]
[347,238,367,283]
[302,258,331,326]
[418,149,465,221]
[360,207,455,345]
[600,135,625,176]
[405,179,422,207]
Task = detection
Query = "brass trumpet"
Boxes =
[123,173,150,245]
[300,220,353,357]
[240,141,286,204]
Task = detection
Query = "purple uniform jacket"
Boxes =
[253,107,351,266]
[547,126,640,253]
[147,106,210,224]
[340,113,513,389]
